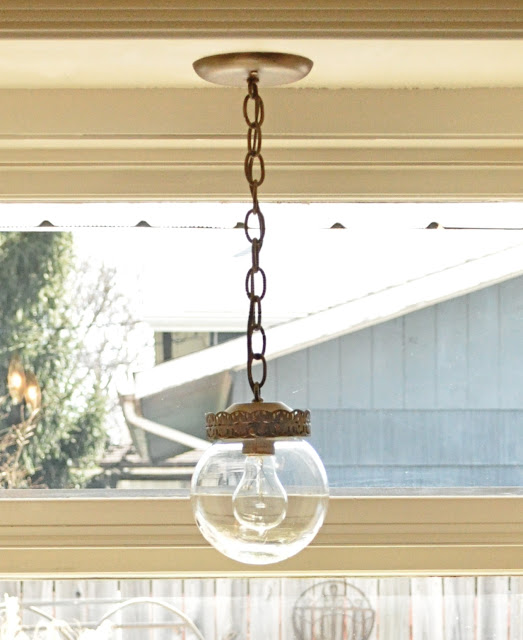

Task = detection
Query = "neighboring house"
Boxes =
[117,235,523,488]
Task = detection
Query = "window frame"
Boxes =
[0,0,521,580]
[0,87,521,203]
[0,491,520,578]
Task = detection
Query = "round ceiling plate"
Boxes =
[193,52,313,87]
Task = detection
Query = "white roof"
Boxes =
[68,203,523,333]
[134,234,523,399]
[104,227,523,332]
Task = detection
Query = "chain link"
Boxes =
[244,73,267,402]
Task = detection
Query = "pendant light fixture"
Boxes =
[190,53,329,565]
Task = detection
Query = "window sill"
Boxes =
[0,490,520,577]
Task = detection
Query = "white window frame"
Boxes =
[1,87,521,203]
[0,0,521,580]
[0,492,520,578]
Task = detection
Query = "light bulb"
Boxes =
[8,372,24,404]
[9,372,23,390]
[7,359,26,405]
[25,385,38,403]
[23,371,41,410]
[232,454,288,533]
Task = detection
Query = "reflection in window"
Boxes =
[0,576,520,639]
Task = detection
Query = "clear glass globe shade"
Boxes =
[191,438,329,565]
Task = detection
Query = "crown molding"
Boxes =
[0,2,522,39]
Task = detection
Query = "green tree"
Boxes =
[0,232,107,488]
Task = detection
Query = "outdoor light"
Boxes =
[24,370,42,412]
[7,357,26,405]
[190,53,329,565]
[6,356,41,416]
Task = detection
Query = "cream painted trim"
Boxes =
[1,1,522,39]
[0,493,520,578]
[0,88,521,202]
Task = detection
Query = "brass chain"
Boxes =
[243,73,267,402]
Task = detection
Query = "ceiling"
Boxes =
[0,38,522,89]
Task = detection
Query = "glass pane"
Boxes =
[0,203,522,490]
[0,576,520,639]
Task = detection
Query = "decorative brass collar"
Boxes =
[205,401,311,441]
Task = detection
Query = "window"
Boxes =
[0,205,521,578]
[0,1,521,587]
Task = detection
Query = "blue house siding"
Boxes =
[232,276,523,487]
[312,409,523,487]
